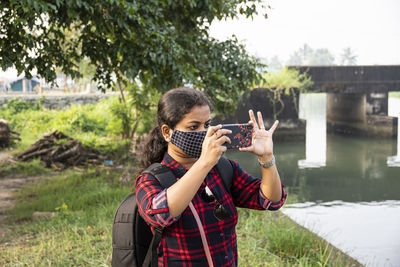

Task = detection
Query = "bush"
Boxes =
[0,96,132,160]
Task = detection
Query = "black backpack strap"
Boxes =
[141,163,177,267]
[143,163,176,188]
[141,227,163,267]
[216,157,234,193]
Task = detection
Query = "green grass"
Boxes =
[0,159,51,178]
[236,209,359,266]
[0,96,132,158]
[0,167,132,266]
[389,92,400,98]
[0,168,360,266]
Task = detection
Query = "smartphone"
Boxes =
[221,123,253,149]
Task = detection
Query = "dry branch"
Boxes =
[0,119,21,148]
[15,131,106,169]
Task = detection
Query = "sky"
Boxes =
[209,0,400,65]
[1,0,400,80]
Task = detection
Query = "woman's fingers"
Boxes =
[239,145,254,152]
[257,111,265,130]
[249,110,266,130]
[249,110,258,129]
[268,120,279,134]
[206,125,221,138]
[212,128,231,139]
[215,135,231,146]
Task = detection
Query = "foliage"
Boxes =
[0,0,266,115]
[256,67,313,119]
[287,44,335,66]
[309,48,335,65]
[0,159,50,178]
[340,47,358,65]
[0,97,131,158]
[389,92,400,98]
[111,80,160,139]
[267,55,283,72]
[5,98,39,113]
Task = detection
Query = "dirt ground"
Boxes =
[0,151,42,240]
[0,151,10,164]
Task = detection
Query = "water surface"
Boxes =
[226,94,400,266]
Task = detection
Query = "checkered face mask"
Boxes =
[171,130,207,158]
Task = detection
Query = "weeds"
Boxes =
[0,159,50,178]
[0,96,132,161]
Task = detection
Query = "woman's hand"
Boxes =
[198,125,231,168]
[239,110,279,162]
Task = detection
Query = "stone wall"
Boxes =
[327,115,398,138]
[0,93,119,109]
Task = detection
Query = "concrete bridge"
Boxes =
[290,65,400,137]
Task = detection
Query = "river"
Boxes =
[226,93,400,266]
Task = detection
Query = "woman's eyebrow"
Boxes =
[187,119,211,124]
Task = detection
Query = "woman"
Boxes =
[136,87,286,266]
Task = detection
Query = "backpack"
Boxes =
[111,157,233,267]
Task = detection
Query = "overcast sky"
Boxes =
[210,0,400,65]
[2,0,399,80]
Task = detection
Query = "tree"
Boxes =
[287,51,303,65]
[268,55,283,72]
[287,44,336,66]
[298,43,313,63]
[257,67,313,120]
[341,47,357,65]
[308,48,335,65]
[0,0,266,116]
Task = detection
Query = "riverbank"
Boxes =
[0,160,361,266]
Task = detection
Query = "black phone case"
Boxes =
[221,123,253,149]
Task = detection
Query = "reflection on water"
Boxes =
[387,97,400,167]
[282,201,400,267]
[228,135,400,203]
[298,93,326,168]
[226,94,400,266]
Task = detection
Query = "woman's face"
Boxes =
[174,105,211,132]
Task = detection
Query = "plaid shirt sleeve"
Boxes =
[135,173,181,228]
[229,159,287,211]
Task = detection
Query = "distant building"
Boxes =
[9,77,39,92]
[0,77,10,92]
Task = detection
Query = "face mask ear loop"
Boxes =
[167,129,175,143]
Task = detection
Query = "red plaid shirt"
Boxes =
[135,153,286,267]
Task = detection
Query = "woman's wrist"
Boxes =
[196,157,215,172]
[258,153,274,163]
[258,155,275,169]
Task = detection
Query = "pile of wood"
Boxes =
[0,119,21,148]
[15,131,106,170]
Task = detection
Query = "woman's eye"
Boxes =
[204,123,210,129]
[189,126,198,130]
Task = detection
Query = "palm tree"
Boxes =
[341,47,358,65]
[298,44,313,63]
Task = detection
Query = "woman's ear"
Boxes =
[161,124,172,142]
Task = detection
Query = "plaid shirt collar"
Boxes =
[161,152,188,178]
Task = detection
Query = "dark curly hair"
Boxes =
[139,87,212,169]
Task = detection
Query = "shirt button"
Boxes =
[220,233,224,237]
[224,256,228,260]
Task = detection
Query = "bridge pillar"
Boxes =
[327,93,366,123]
[366,92,388,116]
